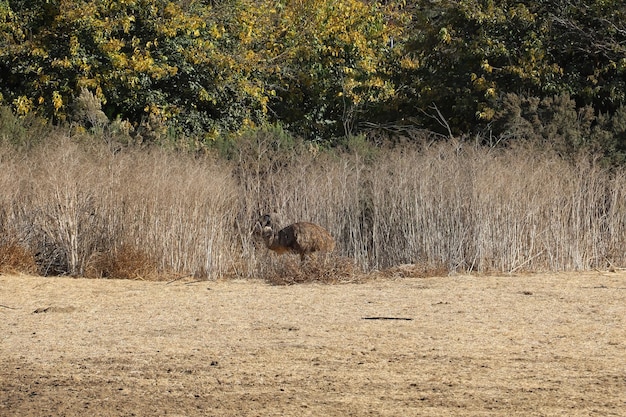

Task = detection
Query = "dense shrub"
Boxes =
[493,93,626,164]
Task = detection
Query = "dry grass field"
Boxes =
[1,271,625,416]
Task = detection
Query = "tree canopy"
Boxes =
[1,0,625,143]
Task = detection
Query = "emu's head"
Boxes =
[258,214,276,245]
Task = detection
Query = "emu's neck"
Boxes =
[262,229,277,249]
[263,229,289,254]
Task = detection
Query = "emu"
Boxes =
[258,214,335,262]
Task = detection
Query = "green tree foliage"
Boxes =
[0,0,399,140]
[1,0,272,137]
[392,1,563,133]
[256,0,401,139]
[548,0,626,111]
[391,0,626,135]
[1,0,626,147]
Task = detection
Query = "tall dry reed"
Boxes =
[0,136,237,278]
[2,130,626,279]
[233,137,626,275]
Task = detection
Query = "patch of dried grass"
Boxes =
[84,245,160,280]
[0,242,38,275]
[262,255,360,285]
[375,263,449,280]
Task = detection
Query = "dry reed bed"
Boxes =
[1,135,626,280]
[0,140,237,278]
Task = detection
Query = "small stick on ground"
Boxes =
[362,317,413,321]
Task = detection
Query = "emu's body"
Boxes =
[260,215,335,261]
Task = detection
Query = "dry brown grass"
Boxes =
[375,262,450,279]
[84,245,160,280]
[261,254,359,285]
[0,242,38,275]
[237,137,626,275]
[3,129,626,280]
[1,137,237,278]
[2,271,625,415]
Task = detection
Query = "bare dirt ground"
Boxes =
[1,271,625,416]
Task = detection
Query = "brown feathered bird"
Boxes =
[259,214,335,262]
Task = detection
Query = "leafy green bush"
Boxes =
[492,93,626,165]
[0,105,51,149]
